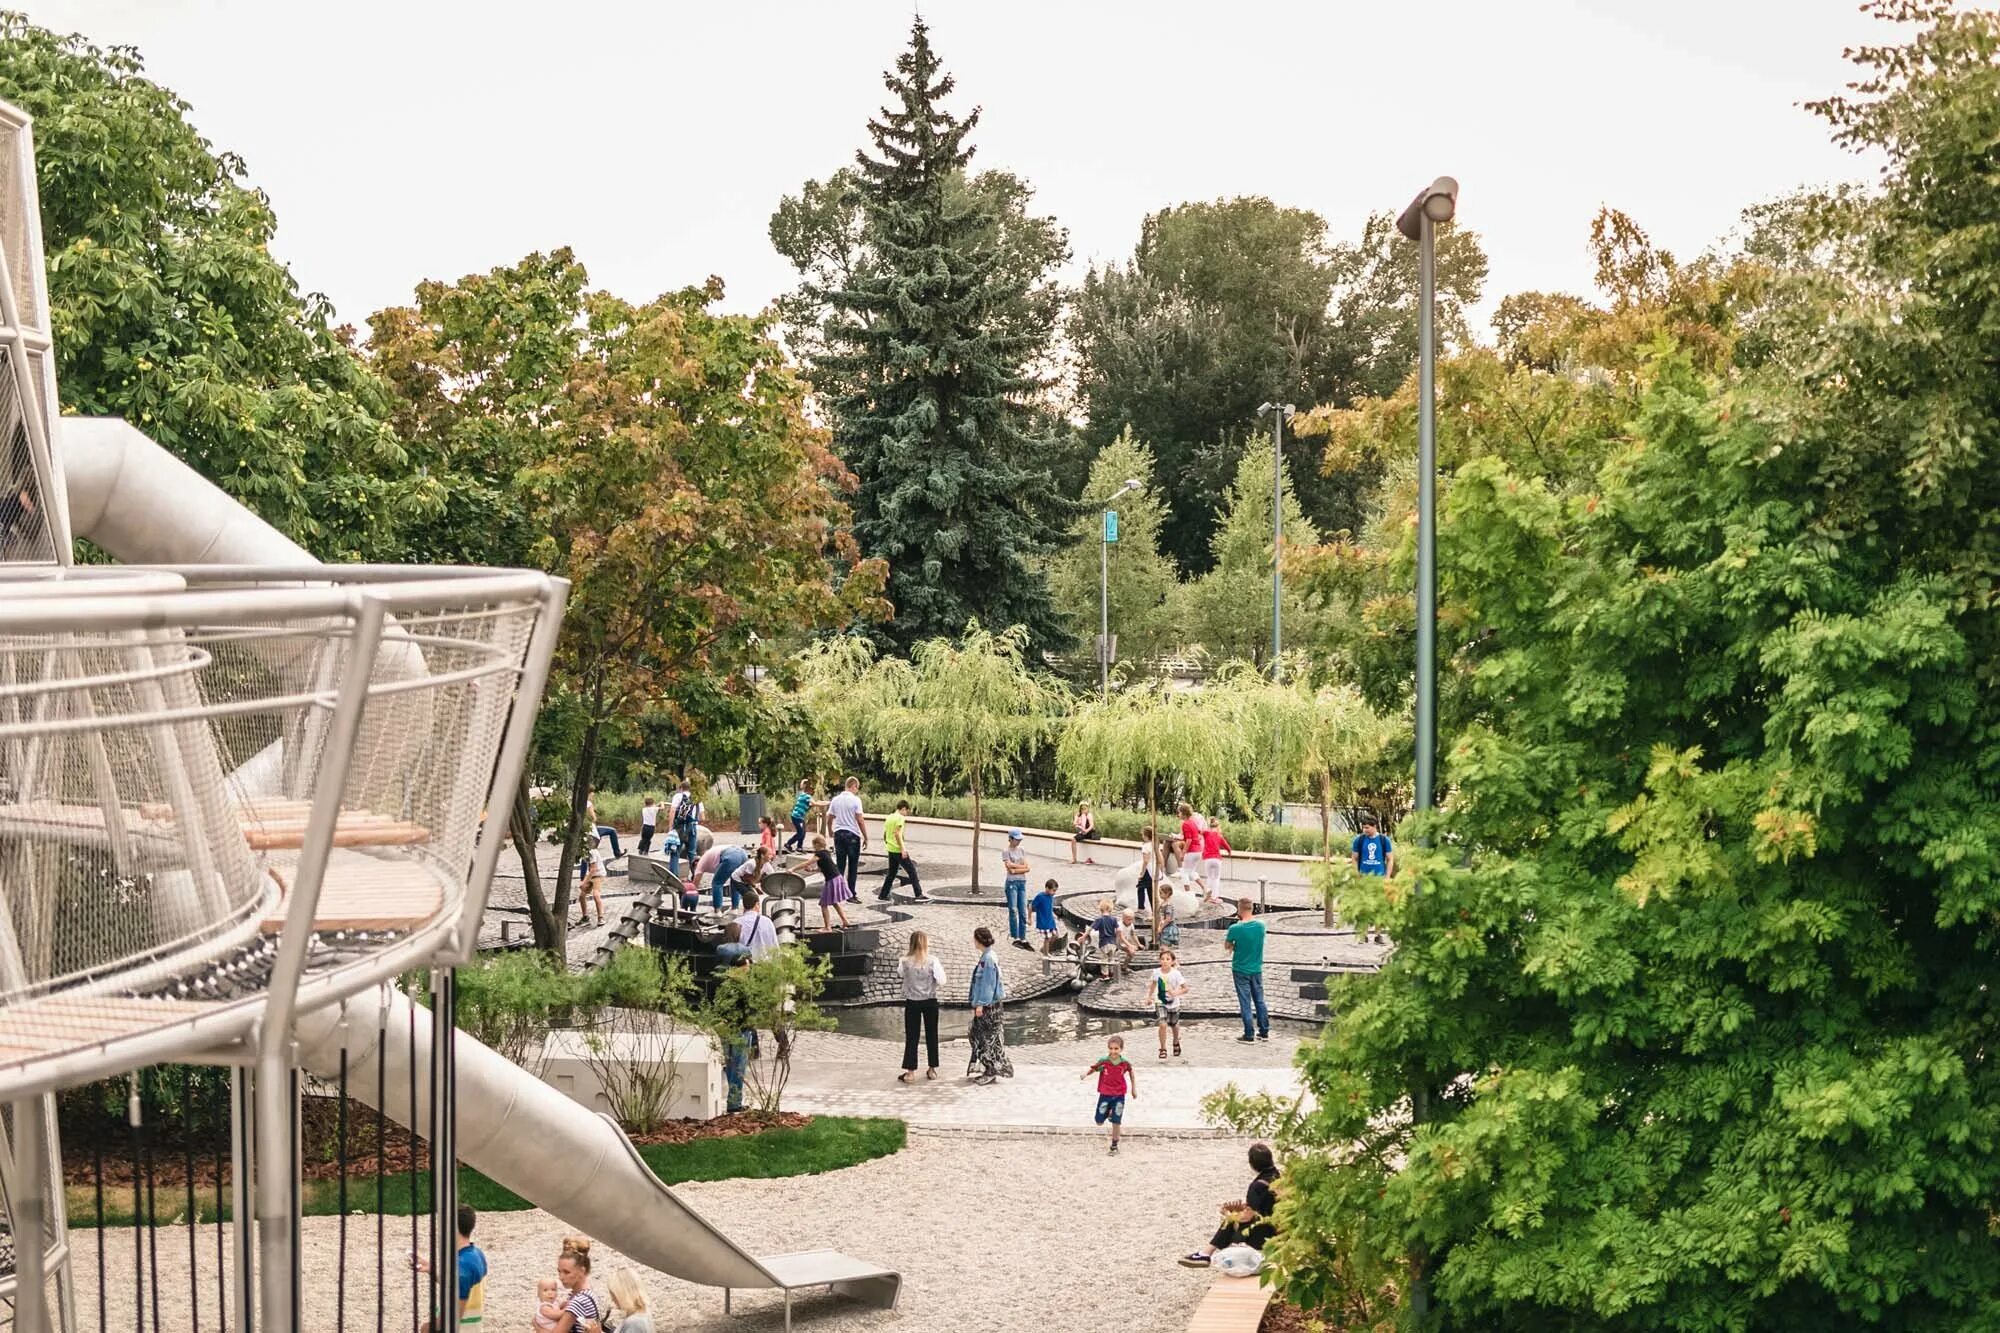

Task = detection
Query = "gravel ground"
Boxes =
[68,1131,1262,1333]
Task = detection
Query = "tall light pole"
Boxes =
[1396,177,1456,818]
[1394,171,1457,1327]
[1258,403,1296,681]
[1100,477,1142,699]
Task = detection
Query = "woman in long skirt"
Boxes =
[966,925,1013,1083]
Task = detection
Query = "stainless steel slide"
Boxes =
[291,991,900,1321]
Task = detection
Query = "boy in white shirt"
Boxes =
[1152,948,1190,1059]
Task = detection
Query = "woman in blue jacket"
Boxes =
[966,925,1013,1084]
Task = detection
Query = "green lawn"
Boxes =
[65,1116,906,1225]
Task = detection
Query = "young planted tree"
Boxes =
[863,622,1064,890]
[1213,671,1402,924]
[1056,684,1248,936]
[1171,444,1320,668]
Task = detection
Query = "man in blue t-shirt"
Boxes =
[1350,816,1394,945]
[414,1204,487,1329]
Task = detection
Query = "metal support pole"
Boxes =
[1271,409,1284,679]
[229,1067,255,1332]
[258,596,386,1332]
[1258,876,1267,912]
[1099,519,1110,700]
[431,966,460,1333]
[14,1097,49,1333]
[1415,215,1439,817]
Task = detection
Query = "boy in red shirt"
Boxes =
[1082,1034,1139,1154]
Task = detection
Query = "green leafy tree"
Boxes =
[1171,443,1318,668]
[1045,429,1179,672]
[863,621,1065,889]
[1226,8,2000,1327]
[812,19,1072,654]
[370,258,886,953]
[0,15,430,559]
[1070,198,1485,566]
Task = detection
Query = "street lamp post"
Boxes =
[1100,478,1142,699]
[1394,171,1458,1326]
[1258,403,1296,681]
[1396,177,1456,818]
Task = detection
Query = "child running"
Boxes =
[1082,1034,1138,1153]
[1153,949,1190,1059]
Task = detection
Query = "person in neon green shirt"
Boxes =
[878,799,929,901]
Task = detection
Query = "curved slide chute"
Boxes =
[293,990,900,1326]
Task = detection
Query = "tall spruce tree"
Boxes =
[819,19,1068,654]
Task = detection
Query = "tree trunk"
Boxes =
[513,775,558,953]
[969,771,983,893]
[1320,772,1336,928]
[1148,771,1162,942]
[551,686,606,959]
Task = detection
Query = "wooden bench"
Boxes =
[1185,1277,1275,1332]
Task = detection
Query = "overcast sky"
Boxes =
[22,0,1888,334]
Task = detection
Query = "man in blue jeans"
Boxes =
[1001,830,1031,941]
[1224,897,1269,1043]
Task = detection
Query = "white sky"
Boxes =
[21,0,1888,334]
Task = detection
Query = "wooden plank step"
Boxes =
[245,818,431,851]
[0,995,213,1062]
[1185,1277,1275,1332]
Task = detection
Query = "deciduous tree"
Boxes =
[371,258,885,952]
[0,15,430,559]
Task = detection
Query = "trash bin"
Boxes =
[737,790,765,833]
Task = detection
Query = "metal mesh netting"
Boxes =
[0,623,265,1001]
[0,575,547,1055]
[0,348,53,563]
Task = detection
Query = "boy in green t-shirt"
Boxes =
[879,799,928,901]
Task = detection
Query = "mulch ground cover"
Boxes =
[62,1096,812,1191]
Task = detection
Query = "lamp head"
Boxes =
[1396,176,1460,241]
[1119,478,1142,494]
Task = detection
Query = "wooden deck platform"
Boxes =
[260,856,446,933]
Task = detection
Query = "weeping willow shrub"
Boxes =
[787,634,880,815]
[1056,683,1249,934]
[862,621,1067,889]
[1209,669,1408,921]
